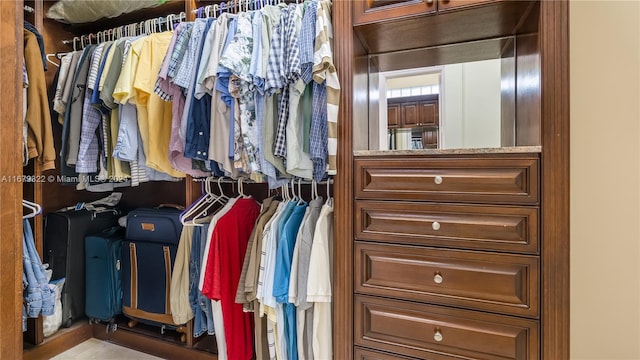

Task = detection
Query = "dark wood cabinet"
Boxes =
[387,103,400,127]
[354,152,541,359]
[353,0,437,26]
[388,95,439,128]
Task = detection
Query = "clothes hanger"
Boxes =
[188,177,229,226]
[22,199,41,219]
[45,54,60,68]
[296,179,305,205]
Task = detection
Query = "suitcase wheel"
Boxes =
[127,319,138,328]
[106,322,118,333]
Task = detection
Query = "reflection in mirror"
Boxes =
[369,37,519,150]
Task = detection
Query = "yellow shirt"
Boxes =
[133,31,184,178]
[112,37,145,105]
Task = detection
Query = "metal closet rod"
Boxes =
[60,11,188,49]
[191,0,296,16]
[193,176,334,185]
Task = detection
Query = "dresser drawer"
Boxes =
[355,347,418,360]
[355,242,539,317]
[355,295,539,360]
[355,155,539,204]
[355,201,539,253]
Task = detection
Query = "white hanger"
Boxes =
[23,200,41,219]
[180,178,228,226]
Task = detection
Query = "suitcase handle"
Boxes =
[156,204,185,211]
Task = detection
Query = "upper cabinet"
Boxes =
[353,0,436,25]
[353,0,538,54]
[354,0,507,26]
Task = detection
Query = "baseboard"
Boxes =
[23,321,93,360]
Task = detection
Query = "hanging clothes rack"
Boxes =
[60,11,188,48]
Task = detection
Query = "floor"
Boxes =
[49,338,164,360]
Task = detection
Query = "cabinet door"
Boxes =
[401,102,420,126]
[419,100,439,126]
[387,104,401,128]
[422,128,438,149]
[438,0,502,12]
[353,0,437,26]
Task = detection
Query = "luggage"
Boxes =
[121,207,187,339]
[44,207,121,327]
[85,226,125,331]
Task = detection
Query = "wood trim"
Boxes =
[92,324,218,360]
[0,0,25,358]
[23,322,93,360]
[334,0,354,359]
[539,0,570,358]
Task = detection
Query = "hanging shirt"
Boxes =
[202,198,261,360]
[199,198,237,360]
[133,31,185,178]
[53,52,74,115]
[203,13,238,177]
[312,0,340,178]
[307,199,334,360]
[220,12,261,178]
[295,195,323,360]
[24,29,56,171]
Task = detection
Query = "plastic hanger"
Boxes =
[45,54,60,68]
[22,200,41,219]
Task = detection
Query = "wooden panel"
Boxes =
[0,0,24,357]
[387,104,400,128]
[401,102,419,126]
[355,201,539,253]
[355,347,419,360]
[539,1,570,358]
[370,36,513,73]
[354,1,537,54]
[515,33,541,146]
[353,0,436,26]
[355,242,539,317]
[419,99,438,126]
[438,0,502,12]
[23,322,93,360]
[355,295,539,360]
[355,155,539,204]
[92,323,218,360]
[334,0,355,359]
[422,128,439,148]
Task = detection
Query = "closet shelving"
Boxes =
[21,0,331,359]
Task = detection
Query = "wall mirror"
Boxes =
[365,35,540,151]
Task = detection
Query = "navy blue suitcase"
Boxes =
[121,208,187,337]
[85,226,124,331]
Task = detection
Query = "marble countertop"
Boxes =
[354,146,542,156]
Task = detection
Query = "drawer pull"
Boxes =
[432,221,440,231]
[434,329,443,342]
[434,175,443,185]
[426,0,434,4]
[433,273,443,284]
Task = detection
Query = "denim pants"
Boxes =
[23,220,55,318]
[190,224,215,337]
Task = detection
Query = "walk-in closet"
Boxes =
[0,1,569,359]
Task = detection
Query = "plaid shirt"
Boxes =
[264,6,289,96]
[174,19,207,91]
[310,81,328,181]
[272,5,303,158]
[299,0,317,84]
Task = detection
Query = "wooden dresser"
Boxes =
[353,150,541,359]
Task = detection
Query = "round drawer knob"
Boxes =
[434,273,443,284]
[434,176,443,185]
[434,329,443,342]
[432,221,440,231]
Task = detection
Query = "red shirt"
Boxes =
[202,198,260,360]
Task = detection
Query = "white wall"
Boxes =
[442,59,502,148]
[570,1,640,359]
